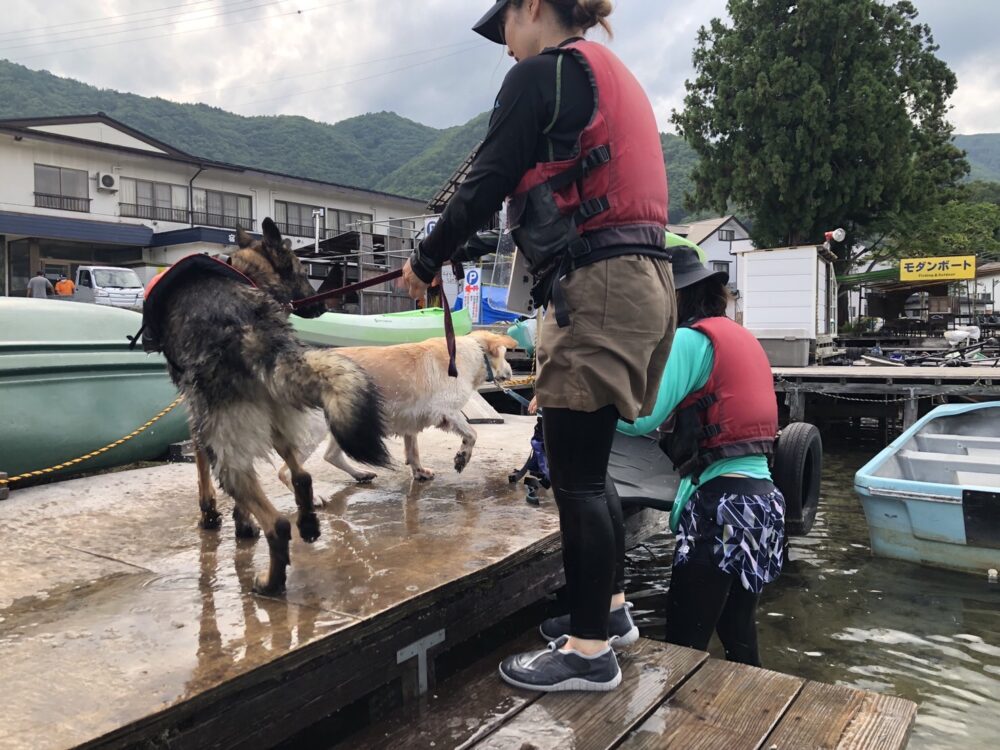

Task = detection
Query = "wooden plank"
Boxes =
[348,630,544,750]
[764,681,916,750]
[471,640,708,750]
[618,658,803,750]
[463,392,505,425]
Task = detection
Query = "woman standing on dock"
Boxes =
[618,248,785,666]
[402,0,674,691]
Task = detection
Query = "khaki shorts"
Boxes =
[535,255,676,421]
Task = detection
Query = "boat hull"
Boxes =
[857,488,1000,574]
[855,401,1000,575]
[0,299,189,481]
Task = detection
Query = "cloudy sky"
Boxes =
[2,0,998,134]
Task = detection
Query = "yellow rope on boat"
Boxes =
[0,394,186,486]
[503,375,536,388]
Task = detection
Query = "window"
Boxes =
[192,188,253,229]
[387,218,417,239]
[718,229,736,242]
[712,261,731,273]
[78,270,92,288]
[329,209,373,234]
[275,200,324,237]
[93,268,143,289]
[34,164,90,212]
[120,178,189,222]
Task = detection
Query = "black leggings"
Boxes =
[543,405,625,641]
[665,559,761,666]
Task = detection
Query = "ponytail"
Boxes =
[510,0,615,38]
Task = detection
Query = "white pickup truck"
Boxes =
[56,266,145,309]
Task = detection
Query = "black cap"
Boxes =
[473,1,510,44]
[671,247,729,290]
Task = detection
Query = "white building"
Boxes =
[666,215,754,295]
[0,113,426,295]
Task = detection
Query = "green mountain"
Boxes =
[0,59,441,193]
[955,134,1000,182]
[2,58,997,224]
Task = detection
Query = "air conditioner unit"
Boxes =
[96,172,119,192]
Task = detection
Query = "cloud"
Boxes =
[1,0,997,134]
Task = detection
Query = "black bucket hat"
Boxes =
[671,246,729,290]
[473,0,511,44]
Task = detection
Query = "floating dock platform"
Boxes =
[0,416,662,750]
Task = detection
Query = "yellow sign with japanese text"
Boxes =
[899,256,976,282]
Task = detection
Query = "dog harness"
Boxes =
[659,316,778,482]
[507,39,670,325]
[129,254,255,355]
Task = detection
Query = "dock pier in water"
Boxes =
[773,365,1000,433]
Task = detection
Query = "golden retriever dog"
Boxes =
[281,330,517,485]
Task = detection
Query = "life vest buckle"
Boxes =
[567,235,592,259]
[582,145,611,174]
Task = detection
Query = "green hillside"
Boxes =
[955,134,1000,182]
[0,59,440,192]
[2,58,997,223]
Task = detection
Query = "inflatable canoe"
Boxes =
[291,307,473,348]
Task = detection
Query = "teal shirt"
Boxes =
[617,328,771,531]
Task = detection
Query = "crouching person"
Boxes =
[617,247,785,666]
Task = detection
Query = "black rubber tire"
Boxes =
[773,422,822,537]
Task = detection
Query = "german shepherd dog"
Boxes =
[160,218,389,594]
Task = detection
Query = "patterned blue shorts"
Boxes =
[674,476,785,594]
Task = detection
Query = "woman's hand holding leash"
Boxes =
[401,259,433,301]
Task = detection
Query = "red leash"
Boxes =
[292,268,458,377]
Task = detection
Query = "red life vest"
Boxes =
[662,317,778,480]
[506,40,670,323]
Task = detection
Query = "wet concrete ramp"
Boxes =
[2,417,635,749]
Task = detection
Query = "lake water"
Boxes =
[625,448,1000,750]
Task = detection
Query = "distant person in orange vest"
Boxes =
[26,270,54,298]
[55,275,75,296]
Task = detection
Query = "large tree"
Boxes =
[672,0,968,264]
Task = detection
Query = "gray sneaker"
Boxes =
[499,637,622,692]
[538,602,639,648]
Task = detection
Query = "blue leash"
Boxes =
[482,354,537,411]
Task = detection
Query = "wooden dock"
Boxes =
[0,416,665,750]
[344,631,918,750]
[773,365,1000,431]
[483,366,1000,430]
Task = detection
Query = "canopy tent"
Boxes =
[453,284,520,324]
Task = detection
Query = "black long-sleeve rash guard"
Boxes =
[417,38,593,273]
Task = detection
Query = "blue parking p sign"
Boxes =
[464,267,482,323]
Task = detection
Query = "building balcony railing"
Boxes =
[275,221,320,238]
[35,193,91,212]
[119,203,189,223]
[191,212,256,231]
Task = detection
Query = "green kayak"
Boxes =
[0,298,190,483]
[291,307,473,347]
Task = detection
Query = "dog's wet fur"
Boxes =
[161,218,389,594]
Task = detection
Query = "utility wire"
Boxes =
[6,1,353,60]
[0,0,249,38]
[233,44,488,108]
[1,0,288,51]
[182,40,479,98]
